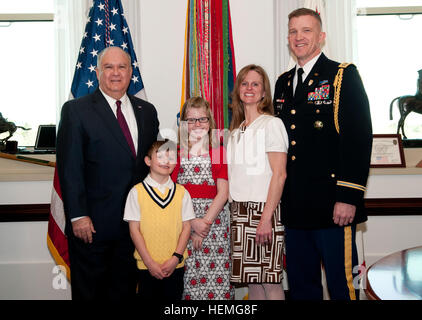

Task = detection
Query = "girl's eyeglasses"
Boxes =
[185,117,209,124]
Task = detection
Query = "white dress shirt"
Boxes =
[293,53,322,95]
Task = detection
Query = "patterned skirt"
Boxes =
[183,199,234,300]
[230,201,284,284]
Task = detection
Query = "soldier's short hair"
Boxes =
[288,8,322,29]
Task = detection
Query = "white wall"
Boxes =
[0,221,71,300]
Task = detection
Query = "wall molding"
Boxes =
[0,204,50,222]
[1,198,421,222]
[365,198,422,216]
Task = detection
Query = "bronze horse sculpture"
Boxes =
[0,112,31,144]
[390,70,422,139]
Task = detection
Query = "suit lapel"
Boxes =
[91,89,134,158]
[285,68,295,101]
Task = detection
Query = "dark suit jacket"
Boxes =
[56,89,159,241]
[273,53,372,229]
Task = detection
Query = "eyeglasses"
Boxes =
[185,117,209,124]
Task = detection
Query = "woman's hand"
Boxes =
[256,217,272,245]
[191,232,204,251]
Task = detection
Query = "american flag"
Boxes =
[47,0,145,282]
[71,0,145,99]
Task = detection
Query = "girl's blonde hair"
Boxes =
[179,97,217,149]
[229,64,274,131]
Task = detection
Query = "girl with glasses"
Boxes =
[171,97,234,300]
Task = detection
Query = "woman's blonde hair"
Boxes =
[229,64,273,131]
[179,97,217,149]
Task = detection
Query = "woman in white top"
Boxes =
[227,64,289,300]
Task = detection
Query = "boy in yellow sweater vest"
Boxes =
[124,140,195,300]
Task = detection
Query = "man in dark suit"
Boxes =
[56,46,159,300]
[273,8,372,300]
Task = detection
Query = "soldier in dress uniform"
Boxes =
[273,8,372,300]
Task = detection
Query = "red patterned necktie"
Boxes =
[116,100,136,157]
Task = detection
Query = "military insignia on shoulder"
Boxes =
[339,62,353,69]
[278,71,289,78]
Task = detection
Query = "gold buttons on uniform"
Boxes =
[291,155,296,161]
[291,141,296,146]
[291,109,296,115]
[314,120,323,129]
[316,109,320,114]
[331,173,336,178]
[291,124,296,130]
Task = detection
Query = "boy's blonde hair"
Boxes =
[146,139,177,158]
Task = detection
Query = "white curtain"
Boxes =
[274,0,303,75]
[54,0,90,123]
[54,0,142,122]
[325,0,357,63]
[275,0,357,73]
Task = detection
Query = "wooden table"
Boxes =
[365,246,422,300]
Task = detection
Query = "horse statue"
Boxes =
[389,69,422,139]
[0,112,31,144]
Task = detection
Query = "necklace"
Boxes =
[240,120,249,133]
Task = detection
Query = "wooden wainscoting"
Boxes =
[0,204,50,222]
[365,198,422,216]
[1,198,422,222]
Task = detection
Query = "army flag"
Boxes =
[180,0,236,130]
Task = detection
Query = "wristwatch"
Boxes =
[172,252,184,263]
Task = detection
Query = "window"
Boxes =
[0,0,55,147]
[356,0,422,139]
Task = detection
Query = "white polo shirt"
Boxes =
[123,174,195,222]
[227,114,288,202]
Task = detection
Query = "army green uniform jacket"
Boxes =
[274,53,373,229]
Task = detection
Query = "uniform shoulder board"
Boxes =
[338,62,354,69]
[278,71,288,78]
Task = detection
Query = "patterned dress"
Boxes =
[172,148,234,300]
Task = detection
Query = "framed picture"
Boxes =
[370,134,406,168]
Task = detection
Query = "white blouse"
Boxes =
[227,114,288,202]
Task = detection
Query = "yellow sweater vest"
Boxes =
[134,182,187,270]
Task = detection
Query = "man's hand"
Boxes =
[72,217,96,243]
[333,202,356,226]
